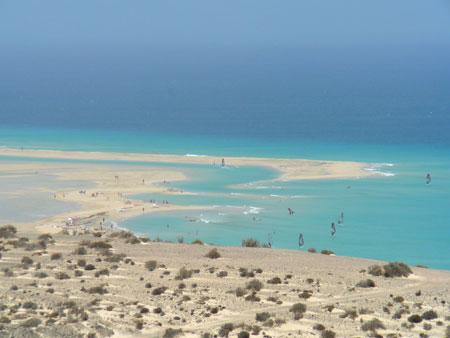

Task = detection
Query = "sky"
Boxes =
[1,1,450,144]
[1,0,450,49]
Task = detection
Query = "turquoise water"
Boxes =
[0,168,87,223]
[125,159,450,270]
[1,126,449,269]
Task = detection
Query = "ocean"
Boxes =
[0,45,449,269]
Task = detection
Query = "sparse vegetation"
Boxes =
[383,262,412,277]
[88,241,112,250]
[55,272,70,279]
[321,330,336,338]
[255,312,271,322]
[408,314,423,323]
[163,328,183,338]
[0,225,17,238]
[361,318,386,332]
[21,256,33,266]
[235,287,246,297]
[175,267,193,280]
[267,276,282,284]
[192,239,204,245]
[313,323,325,331]
[145,260,157,271]
[290,303,307,314]
[95,268,110,277]
[217,270,228,278]
[20,318,41,328]
[422,310,438,320]
[237,331,250,338]
[152,286,167,295]
[73,246,87,255]
[368,262,412,278]
[246,279,263,291]
[34,271,48,278]
[356,279,376,288]
[205,248,221,259]
[219,323,234,337]
[241,238,260,247]
[50,252,62,260]
[87,285,108,294]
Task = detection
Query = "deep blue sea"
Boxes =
[0,45,449,269]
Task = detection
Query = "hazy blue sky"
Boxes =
[1,0,450,48]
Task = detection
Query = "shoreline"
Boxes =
[0,147,375,182]
[0,146,377,240]
[1,149,449,337]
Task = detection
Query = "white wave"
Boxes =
[185,153,207,157]
[290,195,306,199]
[243,206,263,215]
[364,167,396,177]
[270,194,282,198]
[365,162,396,177]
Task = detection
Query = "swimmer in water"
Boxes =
[426,173,432,184]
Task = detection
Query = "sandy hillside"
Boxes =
[0,224,449,338]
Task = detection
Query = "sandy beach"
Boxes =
[0,147,372,182]
[0,150,449,337]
